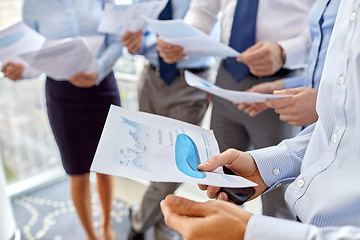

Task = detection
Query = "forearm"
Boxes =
[22,66,42,79]
[283,76,306,89]
[248,123,316,189]
[96,35,123,84]
[278,27,311,69]
[245,215,360,240]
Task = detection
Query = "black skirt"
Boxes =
[46,72,121,175]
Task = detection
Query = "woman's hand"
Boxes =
[2,62,24,81]
[69,72,97,88]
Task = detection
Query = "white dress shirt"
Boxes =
[22,0,122,83]
[133,0,218,69]
[184,0,316,68]
[244,0,360,239]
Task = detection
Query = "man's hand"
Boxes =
[237,79,285,117]
[161,194,252,240]
[121,30,143,54]
[237,42,284,77]
[156,37,186,64]
[2,62,24,81]
[266,87,319,126]
[197,149,268,201]
[69,72,97,88]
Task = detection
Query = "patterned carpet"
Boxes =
[11,177,131,240]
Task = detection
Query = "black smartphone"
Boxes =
[218,187,255,205]
[219,166,255,205]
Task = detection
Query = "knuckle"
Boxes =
[163,213,172,226]
[291,108,298,115]
[183,200,195,213]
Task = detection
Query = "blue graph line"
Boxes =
[201,134,207,146]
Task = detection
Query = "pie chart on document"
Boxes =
[175,134,207,179]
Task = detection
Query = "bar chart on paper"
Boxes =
[113,117,151,172]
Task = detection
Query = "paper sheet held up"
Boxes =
[91,106,256,188]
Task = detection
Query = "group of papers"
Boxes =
[98,1,240,58]
[0,22,104,80]
[1,1,290,188]
[98,0,168,36]
[0,1,238,80]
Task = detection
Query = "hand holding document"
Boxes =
[0,22,104,80]
[91,106,256,188]
[98,1,168,36]
[0,22,45,67]
[185,71,291,104]
[143,17,240,57]
[19,36,104,80]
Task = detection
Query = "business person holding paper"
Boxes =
[237,0,340,128]
[3,1,122,239]
[121,1,218,240]
[157,0,315,220]
[160,3,360,239]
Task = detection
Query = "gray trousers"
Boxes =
[131,63,211,240]
[211,63,302,220]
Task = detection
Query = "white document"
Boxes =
[144,17,240,57]
[91,106,256,188]
[98,1,168,35]
[0,21,45,67]
[185,71,291,104]
[19,36,104,80]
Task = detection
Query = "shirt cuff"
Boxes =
[247,146,297,189]
[22,66,42,79]
[244,215,310,240]
[95,59,110,86]
[278,35,310,69]
[283,76,305,89]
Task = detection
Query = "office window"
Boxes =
[0,0,142,188]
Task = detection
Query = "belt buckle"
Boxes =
[150,64,160,77]
[155,66,160,77]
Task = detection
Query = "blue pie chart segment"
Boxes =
[175,134,206,179]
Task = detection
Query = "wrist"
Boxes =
[278,44,286,66]
[273,79,285,91]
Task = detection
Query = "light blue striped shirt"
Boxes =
[22,0,123,83]
[132,0,216,69]
[245,0,360,239]
[282,0,340,90]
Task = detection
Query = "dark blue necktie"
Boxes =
[158,0,178,85]
[224,0,259,83]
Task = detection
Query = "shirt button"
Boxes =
[297,179,305,188]
[339,76,346,85]
[273,169,280,176]
[333,134,338,143]
[351,12,357,21]
[314,55,317,61]
[308,84,312,89]
[317,26,320,31]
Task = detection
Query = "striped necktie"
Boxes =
[158,0,178,85]
[224,0,259,83]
